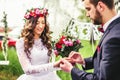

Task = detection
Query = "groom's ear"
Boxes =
[96,1,106,12]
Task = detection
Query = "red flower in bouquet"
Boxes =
[53,35,83,57]
[55,36,65,49]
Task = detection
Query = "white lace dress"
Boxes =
[16,38,61,80]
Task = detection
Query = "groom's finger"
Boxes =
[65,58,75,63]
[68,51,75,58]
[69,52,80,58]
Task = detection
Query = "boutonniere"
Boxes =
[97,27,104,33]
[97,24,104,33]
[97,45,100,53]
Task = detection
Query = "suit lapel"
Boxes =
[92,16,120,70]
[98,16,120,47]
[93,16,120,58]
[98,28,110,46]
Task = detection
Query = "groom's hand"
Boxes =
[68,51,85,65]
[64,57,76,66]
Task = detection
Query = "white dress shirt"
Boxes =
[103,13,120,31]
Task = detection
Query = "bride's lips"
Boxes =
[37,28,43,32]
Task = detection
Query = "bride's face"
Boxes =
[34,17,45,38]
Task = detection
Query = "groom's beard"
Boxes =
[92,9,102,25]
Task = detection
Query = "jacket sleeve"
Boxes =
[71,68,97,80]
[82,57,93,70]
[71,57,97,80]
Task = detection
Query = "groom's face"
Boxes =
[84,0,102,25]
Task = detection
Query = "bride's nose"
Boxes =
[38,24,43,28]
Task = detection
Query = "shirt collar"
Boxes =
[103,13,120,31]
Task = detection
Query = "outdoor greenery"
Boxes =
[0,40,98,80]
[0,47,23,80]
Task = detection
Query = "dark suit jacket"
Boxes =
[71,16,120,80]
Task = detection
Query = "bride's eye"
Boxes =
[41,21,45,24]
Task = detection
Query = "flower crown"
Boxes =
[24,7,48,20]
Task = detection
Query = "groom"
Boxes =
[59,0,120,80]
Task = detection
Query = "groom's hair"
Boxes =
[82,0,114,9]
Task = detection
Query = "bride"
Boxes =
[16,7,61,80]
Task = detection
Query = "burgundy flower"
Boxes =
[76,39,80,44]
[53,35,83,57]
[98,24,104,33]
[30,11,37,17]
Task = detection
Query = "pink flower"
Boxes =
[76,39,80,44]
[54,50,59,56]
[68,41,73,46]
[43,8,47,13]
[34,8,41,15]
[64,40,69,46]
[24,8,49,20]
[64,40,73,46]
[43,8,48,15]
[24,13,30,19]
[53,35,83,57]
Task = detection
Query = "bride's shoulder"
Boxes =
[16,38,24,47]
[16,38,24,43]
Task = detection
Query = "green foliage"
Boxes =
[83,28,88,35]
[77,8,91,22]
[0,48,23,80]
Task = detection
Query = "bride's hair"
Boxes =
[21,14,52,59]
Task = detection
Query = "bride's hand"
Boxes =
[53,60,62,68]
[53,57,71,68]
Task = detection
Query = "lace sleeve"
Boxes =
[49,50,61,70]
[16,38,59,75]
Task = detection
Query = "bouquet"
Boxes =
[52,19,83,57]
[53,35,82,57]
